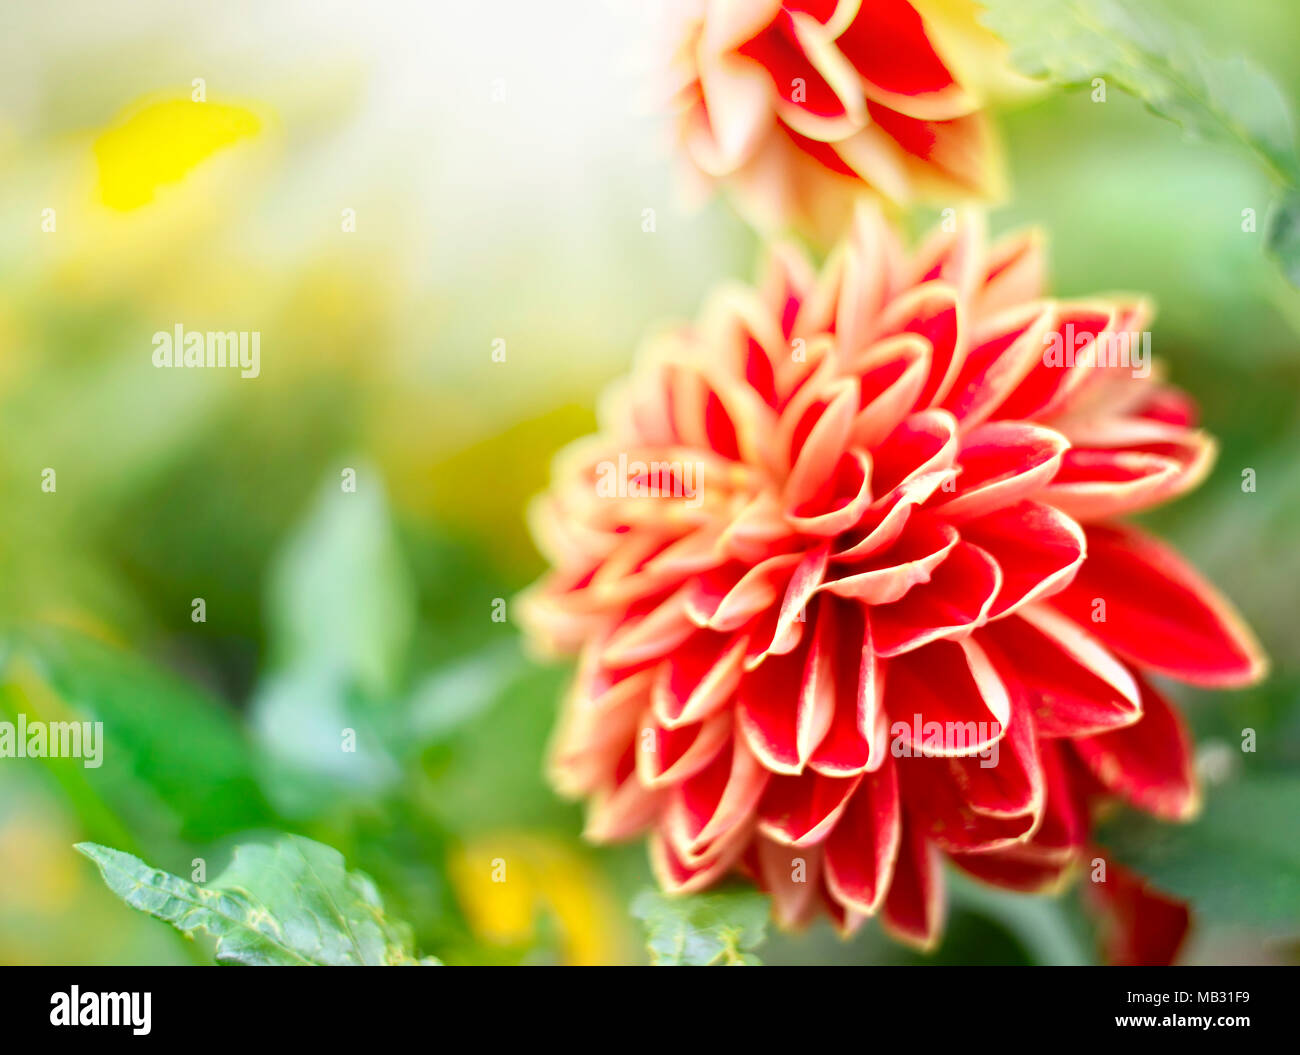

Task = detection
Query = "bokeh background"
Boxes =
[0,0,1296,965]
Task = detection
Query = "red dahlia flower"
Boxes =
[669,0,1003,237]
[522,205,1266,950]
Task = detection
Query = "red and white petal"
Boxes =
[1026,738,1091,858]
[1041,419,1215,521]
[737,641,811,774]
[584,744,667,842]
[784,449,874,536]
[832,200,904,351]
[872,540,1001,656]
[1084,854,1191,966]
[835,0,975,120]
[550,666,652,798]
[748,543,830,665]
[973,229,1047,316]
[869,408,960,507]
[875,282,965,407]
[869,105,1000,200]
[881,818,945,950]
[807,600,888,776]
[931,421,1069,520]
[652,630,750,728]
[883,637,1010,756]
[600,587,698,667]
[821,513,958,604]
[991,304,1115,421]
[753,837,824,928]
[1131,384,1198,428]
[1071,675,1199,822]
[667,736,770,857]
[718,491,791,562]
[784,379,860,507]
[942,302,1054,428]
[748,12,866,141]
[833,468,954,562]
[946,686,1045,820]
[649,821,750,895]
[758,770,863,846]
[907,209,986,299]
[980,606,1142,737]
[1050,523,1268,687]
[685,552,802,631]
[901,756,1038,853]
[948,847,1074,893]
[795,598,838,766]
[695,53,775,173]
[824,760,902,915]
[959,501,1085,619]
[636,708,733,790]
[845,334,932,449]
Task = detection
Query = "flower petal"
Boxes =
[930,421,1069,520]
[824,760,901,915]
[821,513,959,604]
[1050,523,1267,687]
[869,408,959,506]
[883,637,1010,756]
[667,735,769,855]
[752,837,824,927]
[807,599,887,775]
[958,500,1084,618]
[748,543,830,665]
[980,606,1141,737]
[737,642,810,774]
[833,468,954,562]
[942,301,1053,427]
[835,0,973,119]
[584,743,666,842]
[1041,418,1215,521]
[652,630,750,728]
[636,708,733,789]
[1071,675,1198,821]
[876,282,965,407]
[900,755,1038,852]
[685,552,802,631]
[845,334,932,449]
[650,823,750,895]
[872,540,1001,656]
[1084,855,1191,966]
[881,818,945,949]
[758,770,864,846]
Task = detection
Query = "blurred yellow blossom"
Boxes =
[449,833,633,965]
[94,97,262,210]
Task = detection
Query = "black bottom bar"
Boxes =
[0,964,1293,1043]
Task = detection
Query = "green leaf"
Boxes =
[947,871,1093,966]
[76,835,439,965]
[632,888,769,965]
[266,465,415,695]
[1,626,271,844]
[1267,190,1300,288]
[981,0,1298,179]
[405,641,524,745]
[1097,775,1300,930]
[252,466,415,814]
[980,0,1300,285]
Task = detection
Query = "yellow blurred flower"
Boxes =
[449,833,633,965]
[94,97,262,210]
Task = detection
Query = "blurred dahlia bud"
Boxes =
[667,0,1012,238]
[521,205,1265,950]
